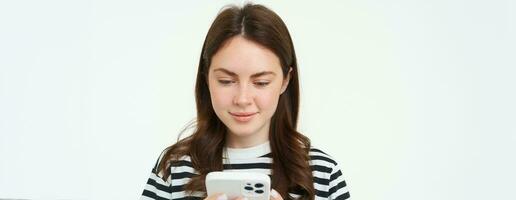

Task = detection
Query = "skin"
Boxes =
[208,35,291,149]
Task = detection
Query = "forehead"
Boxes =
[210,36,283,76]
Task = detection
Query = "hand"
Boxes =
[204,193,248,200]
[204,193,228,200]
[270,189,283,200]
[205,189,283,200]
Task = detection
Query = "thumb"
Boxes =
[270,189,282,200]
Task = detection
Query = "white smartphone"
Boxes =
[206,171,271,200]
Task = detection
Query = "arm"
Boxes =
[328,164,350,200]
[140,152,173,200]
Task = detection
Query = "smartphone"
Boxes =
[206,171,271,200]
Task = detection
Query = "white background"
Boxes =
[1,0,514,199]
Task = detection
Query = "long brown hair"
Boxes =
[158,3,314,200]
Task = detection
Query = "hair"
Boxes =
[157,3,314,200]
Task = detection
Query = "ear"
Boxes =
[280,67,293,94]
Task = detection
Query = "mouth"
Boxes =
[229,112,257,122]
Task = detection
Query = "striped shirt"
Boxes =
[140,142,350,200]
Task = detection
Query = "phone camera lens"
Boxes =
[245,186,254,191]
[255,189,264,194]
[255,183,264,188]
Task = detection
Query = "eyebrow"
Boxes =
[213,68,276,78]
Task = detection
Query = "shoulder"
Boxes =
[152,147,195,177]
[308,147,339,168]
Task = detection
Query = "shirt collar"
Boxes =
[224,141,271,159]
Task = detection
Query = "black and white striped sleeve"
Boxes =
[328,163,350,200]
[140,152,173,200]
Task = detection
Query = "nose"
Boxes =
[233,84,252,106]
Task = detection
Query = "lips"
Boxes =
[229,112,257,122]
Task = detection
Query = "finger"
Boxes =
[270,189,283,200]
[206,193,228,200]
[216,194,229,200]
[232,196,248,200]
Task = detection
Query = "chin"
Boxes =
[227,126,258,137]
[228,129,255,136]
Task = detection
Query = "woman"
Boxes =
[140,3,350,200]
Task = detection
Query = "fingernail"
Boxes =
[217,194,228,200]
[270,189,279,198]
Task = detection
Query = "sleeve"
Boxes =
[140,151,173,200]
[328,163,350,200]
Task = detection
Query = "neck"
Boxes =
[225,130,269,148]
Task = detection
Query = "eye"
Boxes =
[254,81,270,87]
[217,80,235,86]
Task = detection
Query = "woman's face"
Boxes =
[208,36,290,148]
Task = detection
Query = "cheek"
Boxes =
[255,89,282,112]
[209,87,232,110]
